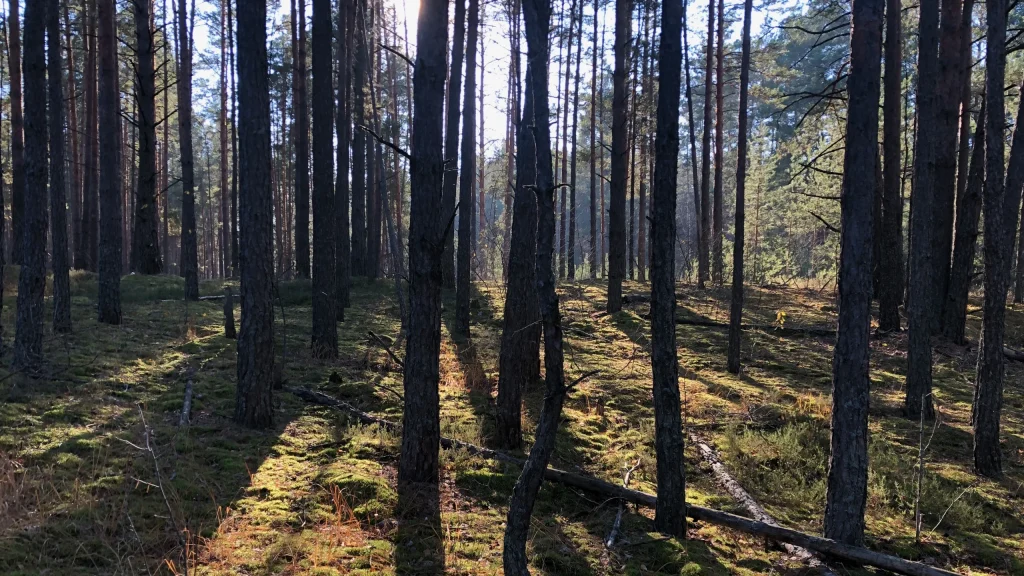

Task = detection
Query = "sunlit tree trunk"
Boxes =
[455,0,479,336]
[606,0,632,313]
[698,0,714,288]
[177,0,200,300]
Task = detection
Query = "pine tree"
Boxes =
[49,0,72,333]
[97,0,123,324]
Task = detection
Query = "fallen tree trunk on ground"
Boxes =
[690,433,836,575]
[1005,347,1024,362]
[290,387,958,576]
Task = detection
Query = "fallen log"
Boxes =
[690,433,836,575]
[290,387,957,576]
[1005,347,1024,362]
[178,377,194,427]
[605,457,641,548]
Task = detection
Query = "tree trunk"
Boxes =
[588,0,598,278]
[229,0,238,275]
[350,0,367,278]
[336,0,352,319]
[559,0,577,280]
[905,0,939,420]
[293,0,310,278]
[503,0,570,570]
[132,0,162,275]
[98,0,123,324]
[698,0,714,288]
[823,0,882,546]
[78,0,98,272]
[878,0,904,332]
[478,19,486,278]
[236,0,276,429]
[441,0,466,290]
[218,0,231,277]
[48,0,71,333]
[943,102,983,345]
[496,64,540,451]
[727,0,753,375]
[930,0,966,327]
[712,0,724,285]
[650,0,687,536]
[161,0,171,272]
[177,0,199,300]
[12,0,46,371]
[568,0,583,280]
[683,0,701,276]
[64,4,81,270]
[310,0,337,356]
[365,2,382,281]
[8,0,24,266]
[455,0,479,336]
[398,0,448,496]
[606,0,632,313]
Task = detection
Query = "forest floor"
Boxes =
[0,271,1022,575]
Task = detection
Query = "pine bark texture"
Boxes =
[294,0,310,279]
[350,0,367,278]
[98,0,123,324]
[177,0,200,300]
[12,0,46,371]
[48,0,71,334]
[8,0,24,266]
[650,0,687,537]
[823,0,882,546]
[336,0,352,318]
[606,0,632,313]
[235,0,276,429]
[878,0,904,332]
[455,0,479,336]
[698,0,714,287]
[310,0,337,356]
[711,0,724,285]
[398,0,448,493]
[133,0,163,275]
[441,0,466,290]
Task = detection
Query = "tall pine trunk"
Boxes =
[336,0,352,318]
[568,0,583,280]
[310,0,337,357]
[133,0,162,274]
[49,0,71,333]
[711,0,724,285]
[235,0,275,429]
[606,0,632,313]
[906,0,939,420]
[218,0,231,277]
[651,0,687,536]
[878,0,904,332]
[588,0,598,278]
[698,0,714,288]
[441,0,466,290]
[98,0,123,324]
[350,0,367,278]
[455,0,479,336]
[12,0,46,371]
[177,0,200,300]
[294,0,310,278]
[8,0,24,266]
[64,4,81,269]
[683,0,701,278]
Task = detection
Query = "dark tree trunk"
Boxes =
[64,4,81,270]
[48,0,71,333]
[905,0,939,420]
[229,0,238,275]
[235,0,276,429]
[683,0,701,277]
[711,0,724,285]
[294,0,310,279]
[496,65,540,451]
[930,0,966,327]
[177,0,200,300]
[503,0,570,571]
[975,0,1024,477]
[651,0,687,537]
[161,0,170,271]
[78,0,98,271]
[943,102,984,345]
[559,0,577,281]
[878,0,904,332]
[133,0,163,275]
[698,0,714,288]
[8,0,24,266]
[398,0,447,495]
[441,0,466,290]
[0,25,6,348]
[727,0,753,375]
[336,0,352,318]
[98,0,123,324]
[12,0,46,371]
[350,0,367,278]
[823,0,882,546]
[589,0,598,278]
[568,0,583,281]
[365,7,381,281]
[310,0,337,357]
[606,0,632,313]
[455,0,479,336]
[218,0,230,278]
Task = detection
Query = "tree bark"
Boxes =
[455,0,479,336]
[943,102,983,345]
[683,0,701,275]
[727,0,753,375]
[12,0,46,371]
[64,3,81,270]
[310,0,337,357]
[98,0,123,324]
[8,0,24,266]
[712,0,724,285]
[177,0,200,300]
[133,0,162,275]
[823,0,882,546]
[559,0,578,281]
[503,0,569,571]
[398,0,448,496]
[588,0,598,278]
[878,0,904,332]
[496,65,540,451]
[293,0,310,279]
[49,0,71,333]
[336,0,352,319]
[229,0,238,275]
[161,0,171,272]
[651,0,687,536]
[568,0,583,281]
[235,0,276,429]
[78,0,98,272]
[364,5,381,281]
[698,0,714,288]
[606,0,632,313]
[906,0,939,420]
[441,0,466,290]
[350,0,367,278]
